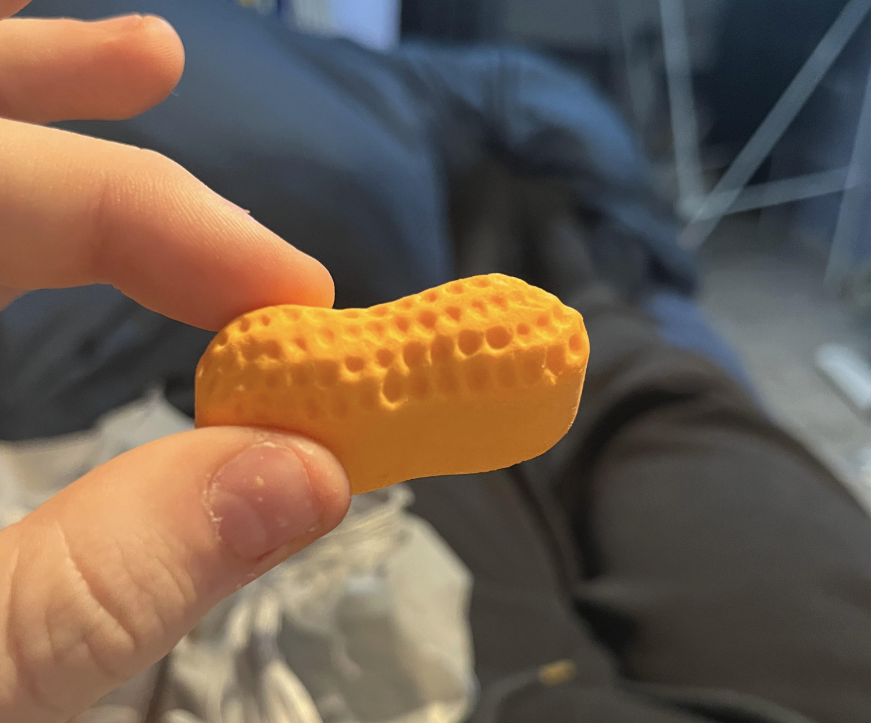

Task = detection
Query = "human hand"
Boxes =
[0,4,350,720]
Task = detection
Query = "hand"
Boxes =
[0,4,350,720]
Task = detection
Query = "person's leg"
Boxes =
[419,164,868,721]
[528,213,870,723]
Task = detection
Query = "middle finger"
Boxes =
[0,15,184,124]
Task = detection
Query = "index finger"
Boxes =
[0,119,334,330]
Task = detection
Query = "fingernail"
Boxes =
[207,441,322,560]
[100,14,145,31]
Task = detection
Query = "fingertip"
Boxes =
[117,15,184,114]
[92,14,185,120]
[295,252,336,309]
[202,431,350,561]
[283,434,351,529]
[139,15,185,89]
[80,140,336,330]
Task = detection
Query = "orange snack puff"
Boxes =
[195,274,588,494]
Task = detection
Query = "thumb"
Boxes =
[0,427,350,722]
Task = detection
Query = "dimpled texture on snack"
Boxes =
[195,274,589,494]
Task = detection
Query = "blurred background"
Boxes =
[244,0,872,504]
[2,0,869,507]
[2,0,867,506]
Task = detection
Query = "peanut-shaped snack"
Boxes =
[196,274,588,494]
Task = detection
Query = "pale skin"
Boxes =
[0,4,353,720]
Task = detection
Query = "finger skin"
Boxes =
[0,0,29,20]
[0,16,185,123]
[0,285,21,309]
[0,428,350,721]
[0,120,335,330]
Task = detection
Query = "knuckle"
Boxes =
[132,146,182,175]
[0,523,66,717]
[53,523,140,675]
[49,522,180,675]
[1,519,194,715]
[50,524,141,679]
[89,146,183,279]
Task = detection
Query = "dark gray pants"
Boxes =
[408,183,870,723]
